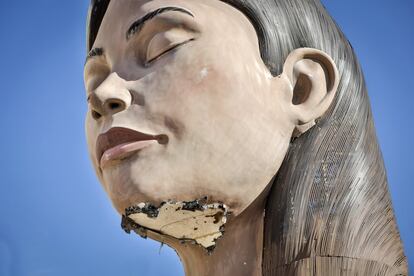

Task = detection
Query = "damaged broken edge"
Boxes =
[121,215,148,239]
[124,198,209,217]
[121,214,220,254]
[121,198,229,253]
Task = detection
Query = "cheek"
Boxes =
[142,61,224,130]
[147,51,273,143]
[160,45,231,96]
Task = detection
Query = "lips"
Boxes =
[96,127,168,168]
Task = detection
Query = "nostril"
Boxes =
[105,99,126,113]
[109,102,121,110]
[91,110,102,120]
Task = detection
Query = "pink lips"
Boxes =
[96,127,168,168]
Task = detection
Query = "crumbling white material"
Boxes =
[127,201,228,248]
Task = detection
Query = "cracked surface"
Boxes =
[123,199,229,249]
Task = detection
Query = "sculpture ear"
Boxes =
[281,48,339,137]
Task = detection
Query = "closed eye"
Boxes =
[145,39,194,66]
[144,29,196,66]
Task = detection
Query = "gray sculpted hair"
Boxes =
[87,0,408,275]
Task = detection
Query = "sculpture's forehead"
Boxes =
[92,0,259,53]
[103,0,230,19]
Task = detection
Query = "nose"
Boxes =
[88,72,132,120]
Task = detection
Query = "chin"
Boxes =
[99,153,252,216]
[100,164,146,214]
[100,168,171,214]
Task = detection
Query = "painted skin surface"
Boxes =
[85,0,295,216]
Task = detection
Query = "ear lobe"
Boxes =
[282,48,339,137]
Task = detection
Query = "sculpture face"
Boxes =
[84,0,337,217]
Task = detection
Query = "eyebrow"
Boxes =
[126,7,194,40]
[85,47,104,63]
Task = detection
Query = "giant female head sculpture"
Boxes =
[84,0,407,275]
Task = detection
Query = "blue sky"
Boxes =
[0,1,412,275]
